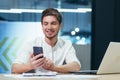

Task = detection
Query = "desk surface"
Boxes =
[0,74,120,80]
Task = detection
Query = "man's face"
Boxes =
[42,16,61,39]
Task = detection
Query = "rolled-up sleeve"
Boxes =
[65,41,81,65]
[13,42,33,64]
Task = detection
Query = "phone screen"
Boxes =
[33,47,43,58]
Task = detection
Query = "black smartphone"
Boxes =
[33,47,43,58]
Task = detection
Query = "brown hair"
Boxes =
[41,8,62,24]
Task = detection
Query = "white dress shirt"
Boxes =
[14,37,80,72]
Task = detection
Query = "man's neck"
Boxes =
[45,37,58,47]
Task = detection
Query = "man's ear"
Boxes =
[59,23,62,29]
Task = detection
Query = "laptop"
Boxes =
[71,42,120,75]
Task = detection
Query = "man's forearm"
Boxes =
[12,63,33,74]
[51,61,81,73]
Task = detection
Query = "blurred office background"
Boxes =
[0,0,92,73]
[0,0,120,73]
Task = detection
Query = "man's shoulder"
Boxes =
[58,38,72,45]
[34,37,44,42]
[59,37,71,42]
[27,37,44,45]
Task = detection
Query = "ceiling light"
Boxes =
[0,8,91,13]
[10,9,43,13]
[0,9,22,13]
[75,27,80,32]
[71,31,76,35]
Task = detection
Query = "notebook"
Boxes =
[23,71,57,77]
[71,42,120,75]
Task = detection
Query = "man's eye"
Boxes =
[43,23,48,25]
[52,22,57,25]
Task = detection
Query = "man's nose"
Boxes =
[48,24,52,29]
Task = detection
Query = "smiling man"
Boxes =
[12,8,81,74]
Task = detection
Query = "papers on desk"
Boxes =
[22,71,57,77]
[4,74,101,80]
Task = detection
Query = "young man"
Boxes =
[12,8,81,74]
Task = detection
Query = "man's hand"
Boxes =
[41,58,55,70]
[30,54,46,69]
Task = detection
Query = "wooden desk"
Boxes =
[0,74,120,80]
[100,74,120,80]
[0,74,100,80]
